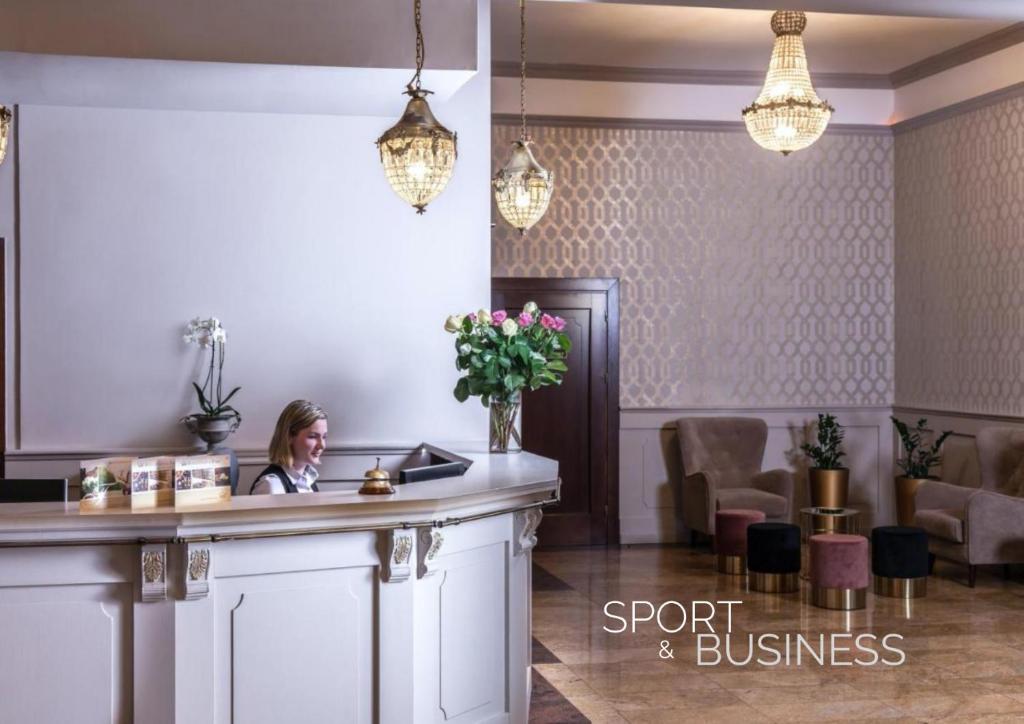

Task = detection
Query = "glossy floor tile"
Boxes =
[529,545,1024,723]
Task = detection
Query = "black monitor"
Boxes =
[0,478,69,503]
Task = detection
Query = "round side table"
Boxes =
[800,506,861,541]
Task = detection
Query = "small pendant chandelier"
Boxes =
[742,10,834,156]
[492,0,553,235]
[0,107,11,165]
[376,0,457,214]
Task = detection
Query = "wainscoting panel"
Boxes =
[212,537,376,724]
[620,407,896,544]
[229,584,364,724]
[0,547,134,723]
[413,516,512,722]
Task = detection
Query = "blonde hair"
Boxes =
[269,400,328,468]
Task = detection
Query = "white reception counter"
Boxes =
[0,451,559,724]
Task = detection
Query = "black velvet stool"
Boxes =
[747,522,801,593]
[871,526,929,598]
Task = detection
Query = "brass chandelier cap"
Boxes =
[771,10,807,36]
[377,88,457,146]
[494,139,552,182]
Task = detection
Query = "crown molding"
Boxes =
[569,1,1024,21]
[494,20,1024,93]
[891,79,1024,133]
[492,60,891,89]
[890,21,1024,87]
[492,113,892,136]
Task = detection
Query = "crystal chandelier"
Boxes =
[376,0,457,214]
[0,107,11,165]
[492,0,553,235]
[742,10,834,155]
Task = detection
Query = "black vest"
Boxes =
[250,464,320,495]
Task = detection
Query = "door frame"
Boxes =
[492,277,620,544]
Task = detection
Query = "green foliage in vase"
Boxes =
[801,413,846,469]
[445,303,572,406]
[891,417,953,479]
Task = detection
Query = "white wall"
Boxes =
[3,2,492,459]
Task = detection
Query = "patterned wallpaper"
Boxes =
[895,94,1024,416]
[492,123,895,409]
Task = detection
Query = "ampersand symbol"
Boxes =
[658,640,674,659]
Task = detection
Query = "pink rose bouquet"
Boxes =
[443,302,571,407]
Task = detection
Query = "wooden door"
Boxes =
[492,278,619,546]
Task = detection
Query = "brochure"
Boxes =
[79,457,133,512]
[131,456,175,509]
[174,454,232,508]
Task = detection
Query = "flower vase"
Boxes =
[489,393,522,454]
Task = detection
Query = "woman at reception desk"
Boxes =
[249,399,328,495]
[0,446,558,723]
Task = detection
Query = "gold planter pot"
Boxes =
[895,476,929,527]
[808,468,849,508]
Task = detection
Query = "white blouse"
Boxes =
[250,465,320,495]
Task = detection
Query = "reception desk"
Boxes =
[0,451,558,724]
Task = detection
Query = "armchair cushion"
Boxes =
[964,490,1024,564]
[914,508,964,544]
[717,488,788,518]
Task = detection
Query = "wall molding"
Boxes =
[492,60,891,89]
[494,22,1024,93]
[890,21,1024,88]
[893,406,1024,424]
[4,444,422,464]
[892,79,1024,132]
[491,112,893,136]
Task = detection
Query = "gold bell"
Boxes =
[359,457,394,496]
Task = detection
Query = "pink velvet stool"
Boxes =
[809,533,869,610]
[715,509,766,575]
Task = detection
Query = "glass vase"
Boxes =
[489,393,522,454]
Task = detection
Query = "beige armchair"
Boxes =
[676,417,795,539]
[914,427,1024,587]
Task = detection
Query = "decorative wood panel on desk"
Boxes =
[0,451,557,724]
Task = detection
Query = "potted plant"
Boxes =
[891,417,952,526]
[444,302,571,453]
[801,413,848,509]
[181,317,241,450]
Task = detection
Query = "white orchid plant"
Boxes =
[183,317,241,423]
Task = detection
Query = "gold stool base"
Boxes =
[873,575,927,598]
[811,585,867,610]
[717,554,746,575]
[749,571,799,593]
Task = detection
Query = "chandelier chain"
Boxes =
[520,0,528,142]
[410,0,425,91]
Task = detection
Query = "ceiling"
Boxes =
[491,2,1012,75]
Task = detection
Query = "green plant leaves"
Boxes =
[454,377,470,402]
[891,416,953,478]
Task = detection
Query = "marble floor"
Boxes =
[529,545,1024,723]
